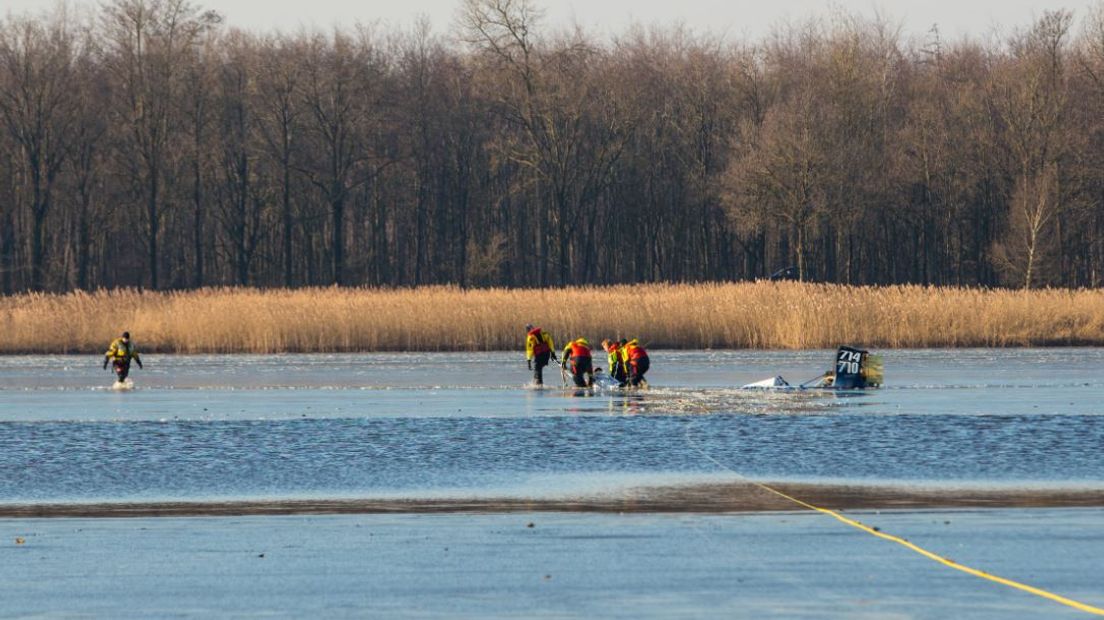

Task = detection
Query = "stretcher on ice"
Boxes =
[741,346,883,390]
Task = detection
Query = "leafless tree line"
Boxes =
[2,0,1104,292]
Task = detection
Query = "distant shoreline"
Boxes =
[3,283,1104,354]
[4,482,1102,518]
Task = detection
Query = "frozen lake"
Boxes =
[3,349,1103,617]
[2,509,1103,618]
[1,349,1103,503]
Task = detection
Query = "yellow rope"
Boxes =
[684,421,1104,616]
[752,482,1104,616]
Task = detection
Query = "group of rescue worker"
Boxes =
[100,325,651,390]
[524,324,650,389]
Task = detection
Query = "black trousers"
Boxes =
[113,360,131,382]
[570,356,593,387]
[629,356,649,387]
[611,361,628,386]
[533,351,551,385]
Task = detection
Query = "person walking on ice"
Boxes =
[525,324,557,386]
[104,331,143,383]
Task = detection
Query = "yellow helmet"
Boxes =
[577,338,589,347]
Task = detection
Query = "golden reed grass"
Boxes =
[2,283,1103,353]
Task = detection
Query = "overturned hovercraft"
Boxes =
[741,346,883,390]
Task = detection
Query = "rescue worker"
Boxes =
[601,339,627,387]
[561,337,594,388]
[524,324,557,386]
[621,338,650,388]
[103,331,143,382]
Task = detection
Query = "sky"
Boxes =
[2,0,1100,41]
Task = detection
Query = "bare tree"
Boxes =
[989,11,1076,288]
[212,31,267,285]
[180,13,220,287]
[296,30,382,285]
[255,35,303,287]
[462,0,634,285]
[100,0,212,289]
[0,1,1101,292]
[0,13,83,289]
[69,28,110,290]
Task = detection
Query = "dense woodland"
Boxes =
[2,0,1104,292]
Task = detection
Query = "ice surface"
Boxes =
[1,349,1103,503]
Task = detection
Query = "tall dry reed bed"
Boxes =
[2,283,1103,353]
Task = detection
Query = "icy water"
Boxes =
[2,349,1103,504]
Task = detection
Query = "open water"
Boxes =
[3,349,1104,618]
[1,349,1102,504]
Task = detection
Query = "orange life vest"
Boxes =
[569,340,592,360]
[625,341,648,364]
[529,327,550,355]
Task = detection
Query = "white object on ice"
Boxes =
[591,371,622,390]
[741,376,790,389]
[111,379,135,391]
